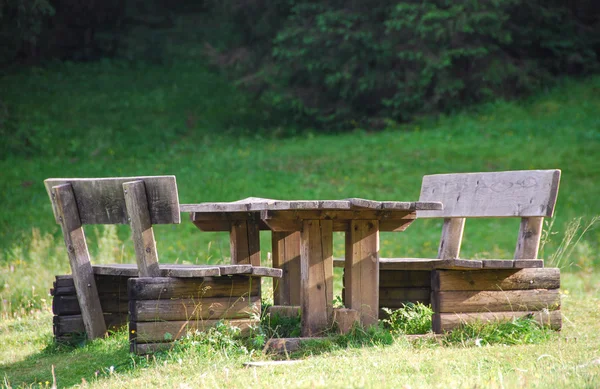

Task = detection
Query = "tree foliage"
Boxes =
[211,0,600,128]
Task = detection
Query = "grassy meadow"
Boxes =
[0,60,599,388]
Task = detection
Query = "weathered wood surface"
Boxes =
[437,218,465,259]
[513,259,544,268]
[300,220,333,336]
[92,264,221,277]
[53,183,107,339]
[54,313,127,336]
[432,310,562,332]
[432,268,560,292]
[344,220,379,327]
[131,319,258,342]
[514,217,544,259]
[181,198,442,213]
[230,220,261,266]
[374,258,544,271]
[128,276,259,300]
[379,270,431,288]
[266,305,301,318]
[432,289,561,313]
[45,176,180,225]
[130,296,260,322]
[272,231,302,305]
[418,170,561,218]
[333,308,360,334]
[53,294,129,315]
[52,274,130,296]
[379,288,431,307]
[123,180,161,277]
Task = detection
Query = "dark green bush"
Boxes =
[211,0,600,128]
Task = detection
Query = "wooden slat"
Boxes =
[53,274,131,296]
[53,313,127,337]
[91,264,221,277]
[481,260,515,269]
[272,231,302,305]
[53,294,129,315]
[432,310,562,333]
[123,180,160,277]
[514,217,544,259]
[379,258,483,271]
[230,220,261,266]
[437,218,465,259]
[128,276,259,300]
[432,289,561,313]
[130,296,260,322]
[379,270,431,288]
[300,220,333,336]
[344,220,379,327]
[379,287,431,307]
[261,209,413,222]
[131,319,258,342]
[45,176,180,225]
[418,170,561,218]
[514,259,544,268]
[432,268,560,292]
[53,183,107,339]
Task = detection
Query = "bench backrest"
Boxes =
[44,176,180,225]
[44,175,180,339]
[416,170,561,260]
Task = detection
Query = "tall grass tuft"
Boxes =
[544,216,600,269]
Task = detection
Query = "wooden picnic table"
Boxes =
[180,198,442,336]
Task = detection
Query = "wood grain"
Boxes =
[128,276,259,300]
[432,268,560,292]
[53,183,107,339]
[432,310,562,333]
[344,220,379,327]
[418,170,561,218]
[45,176,180,225]
[230,220,261,266]
[437,218,465,259]
[123,180,160,277]
[131,319,258,342]
[300,220,333,336]
[514,217,544,259]
[272,231,302,305]
[432,289,561,313]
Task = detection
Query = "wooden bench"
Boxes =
[335,169,562,332]
[45,176,281,352]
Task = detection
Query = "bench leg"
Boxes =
[272,231,301,306]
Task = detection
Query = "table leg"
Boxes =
[300,220,333,336]
[272,231,301,306]
[230,220,261,266]
[345,220,379,327]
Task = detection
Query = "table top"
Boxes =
[180,197,442,213]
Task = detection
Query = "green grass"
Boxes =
[0,60,599,387]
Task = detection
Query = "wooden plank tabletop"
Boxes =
[180,197,442,213]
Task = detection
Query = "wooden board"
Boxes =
[514,217,544,259]
[379,270,431,288]
[379,258,483,271]
[131,319,258,342]
[130,296,260,322]
[432,289,561,313]
[432,310,562,333]
[53,313,127,336]
[128,276,259,300]
[418,170,561,218]
[344,220,379,327]
[432,268,560,292]
[53,294,129,315]
[181,198,441,213]
[437,218,465,259]
[300,220,333,336]
[92,264,221,277]
[53,274,131,296]
[230,220,261,266]
[272,231,302,305]
[53,183,107,339]
[45,176,180,225]
[379,287,431,307]
[123,180,161,277]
